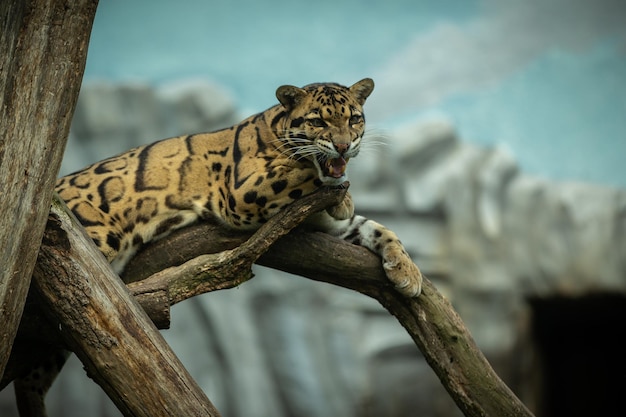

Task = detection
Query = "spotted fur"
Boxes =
[15,79,422,415]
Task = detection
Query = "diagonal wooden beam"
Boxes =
[0,0,97,378]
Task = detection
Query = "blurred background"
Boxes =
[2,1,626,416]
[77,0,626,187]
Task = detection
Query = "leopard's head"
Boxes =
[276,78,374,184]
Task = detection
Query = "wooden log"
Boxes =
[126,184,349,304]
[0,0,96,377]
[31,195,222,417]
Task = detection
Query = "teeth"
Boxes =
[325,157,348,178]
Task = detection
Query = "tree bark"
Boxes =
[30,195,222,417]
[0,0,97,377]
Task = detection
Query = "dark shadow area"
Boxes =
[529,293,626,417]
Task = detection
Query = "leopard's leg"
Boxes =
[308,211,423,297]
[14,350,69,417]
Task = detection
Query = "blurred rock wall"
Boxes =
[2,80,625,417]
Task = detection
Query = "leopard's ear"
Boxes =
[349,78,375,105]
[276,85,307,111]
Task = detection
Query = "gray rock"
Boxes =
[156,78,238,137]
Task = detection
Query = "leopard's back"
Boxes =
[56,79,374,272]
[56,133,220,271]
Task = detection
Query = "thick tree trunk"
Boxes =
[0,0,97,377]
[31,195,221,417]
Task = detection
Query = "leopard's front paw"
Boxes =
[382,245,423,297]
[326,192,354,220]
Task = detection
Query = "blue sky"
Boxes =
[83,0,626,187]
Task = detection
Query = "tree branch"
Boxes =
[123,191,534,417]
[126,183,349,305]
[30,195,222,417]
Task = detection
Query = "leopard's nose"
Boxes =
[334,143,349,154]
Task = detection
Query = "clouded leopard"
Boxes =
[14,78,422,415]
[55,77,422,295]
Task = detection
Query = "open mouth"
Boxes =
[323,157,349,178]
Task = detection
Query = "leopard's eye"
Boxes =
[308,118,327,128]
[349,115,363,125]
